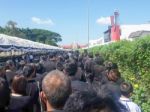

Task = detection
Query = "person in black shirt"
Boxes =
[9,75,32,112]
[0,77,10,112]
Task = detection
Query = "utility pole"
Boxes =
[87,0,90,48]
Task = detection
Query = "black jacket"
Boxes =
[8,95,32,112]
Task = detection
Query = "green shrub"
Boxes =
[89,36,150,111]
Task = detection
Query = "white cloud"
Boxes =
[96,17,111,25]
[31,17,54,26]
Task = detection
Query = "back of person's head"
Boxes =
[96,97,120,112]
[35,63,45,74]
[57,56,64,63]
[11,75,27,95]
[22,64,36,78]
[5,60,14,70]
[64,91,101,112]
[93,64,105,79]
[96,83,114,99]
[94,56,104,65]
[56,62,64,71]
[95,87,121,112]
[0,77,10,110]
[49,52,55,59]
[64,54,69,60]
[120,82,133,97]
[64,61,77,76]
[41,70,71,109]
[88,53,93,59]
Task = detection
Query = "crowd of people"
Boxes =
[0,50,142,112]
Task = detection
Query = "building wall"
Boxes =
[111,25,121,41]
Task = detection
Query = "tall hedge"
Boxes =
[89,36,150,112]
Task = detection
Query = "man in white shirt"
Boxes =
[119,82,141,112]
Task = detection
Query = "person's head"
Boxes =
[94,56,104,66]
[22,64,36,79]
[56,62,64,71]
[57,56,64,63]
[93,85,121,112]
[49,53,55,60]
[107,69,120,82]
[0,77,10,110]
[120,82,133,98]
[96,97,120,112]
[41,70,71,110]
[5,60,15,71]
[36,63,45,74]
[88,53,93,59]
[64,90,120,112]
[64,54,69,60]
[64,61,77,77]
[64,91,101,112]
[11,75,27,95]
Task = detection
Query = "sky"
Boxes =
[0,0,150,45]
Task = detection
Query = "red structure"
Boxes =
[110,11,121,41]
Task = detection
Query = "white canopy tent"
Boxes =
[0,34,62,51]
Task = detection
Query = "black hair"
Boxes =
[120,82,133,97]
[94,86,121,112]
[97,97,121,112]
[64,61,77,76]
[64,91,101,112]
[94,56,104,65]
[56,62,64,71]
[88,53,93,59]
[22,64,36,78]
[35,63,45,74]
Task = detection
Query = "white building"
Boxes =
[120,24,150,40]
[88,24,150,48]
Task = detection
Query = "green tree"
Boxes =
[7,20,17,29]
[0,21,62,46]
